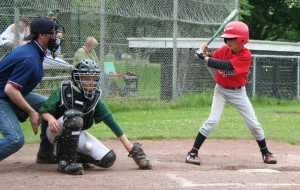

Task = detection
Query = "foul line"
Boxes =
[165,173,300,188]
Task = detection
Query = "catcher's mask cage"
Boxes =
[219,21,249,46]
[72,59,101,100]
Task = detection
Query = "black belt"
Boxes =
[222,86,242,90]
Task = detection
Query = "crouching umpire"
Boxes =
[0,17,64,161]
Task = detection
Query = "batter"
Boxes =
[186,21,277,165]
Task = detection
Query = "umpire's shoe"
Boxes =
[58,160,84,175]
[36,152,58,164]
[262,152,277,164]
[185,152,201,165]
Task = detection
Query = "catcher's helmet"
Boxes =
[219,21,249,46]
[72,59,101,100]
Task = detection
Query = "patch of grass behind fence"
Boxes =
[113,60,161,99]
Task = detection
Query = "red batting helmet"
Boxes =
[219,21,249,46]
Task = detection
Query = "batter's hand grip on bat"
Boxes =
[193,49,203,60]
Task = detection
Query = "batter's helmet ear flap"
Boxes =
[219,21,249,46]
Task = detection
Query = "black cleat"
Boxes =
[185,153,201,165]
[263,152,277,164]
[58,160,84,175]
[36,152,58,164]
[82,163,95,170]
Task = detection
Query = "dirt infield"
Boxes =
[1,139,300,190]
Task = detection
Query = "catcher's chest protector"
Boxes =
[61,80,101,130]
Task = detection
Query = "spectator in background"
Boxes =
[46,10,63,58]
[74,36,110,93]
[74,36,99,64]
[0,17,30,57]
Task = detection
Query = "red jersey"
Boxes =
[212,45,252,87]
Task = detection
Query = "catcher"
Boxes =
[39,59,153,175]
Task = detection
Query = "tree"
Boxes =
[239,0,253,21]
[241,0,300,42]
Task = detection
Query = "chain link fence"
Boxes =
[247,55,300,100]
[1,0,299,101]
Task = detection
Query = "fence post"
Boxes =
[297,56,300,100]
[13,0,20,48]
[235,0,239,20]
[252,55,256,97]
[100,0,106,96]
[172,0,178,100]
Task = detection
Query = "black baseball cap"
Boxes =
[24,17,55,41]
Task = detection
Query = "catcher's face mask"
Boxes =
[72,59,101,100]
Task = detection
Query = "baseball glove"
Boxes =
[128,142,153,170]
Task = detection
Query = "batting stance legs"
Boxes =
[200,85,265,140]
[186,84,277,165]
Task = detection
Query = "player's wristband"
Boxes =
[195,49,205,60]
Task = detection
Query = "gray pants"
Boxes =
[199,84,265,141]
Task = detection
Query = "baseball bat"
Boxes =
[206,9,239,46]
[194,9,239,78]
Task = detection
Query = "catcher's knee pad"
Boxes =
[63,109,83,130]
[55,109,84,163]
[95,150,116,168]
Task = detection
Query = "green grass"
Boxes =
[110,60,161,98]
[20,93,300,145]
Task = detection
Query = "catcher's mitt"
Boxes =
[128,142,153,170]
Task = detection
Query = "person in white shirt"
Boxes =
[0,17,30,57]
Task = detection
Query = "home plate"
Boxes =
[237,169,280,173]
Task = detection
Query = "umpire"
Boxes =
[0,17,63,161]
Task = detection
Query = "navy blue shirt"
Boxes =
[0,41,45,98]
